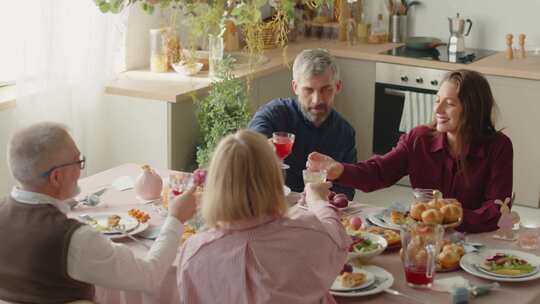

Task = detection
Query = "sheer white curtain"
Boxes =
[12,0,127,175]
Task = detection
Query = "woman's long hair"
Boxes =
[429,69,498,179]
[201,129,288,228]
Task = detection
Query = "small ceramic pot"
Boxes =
[134,165,163,200]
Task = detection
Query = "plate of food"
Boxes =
[460,249,540,282]
[364,226,402,251]
[348,232,387,261]
[367,211,402,231]
[79,212,149,239]
[330,265,394,297]
[476,252,539,278]
[331,265,375,292]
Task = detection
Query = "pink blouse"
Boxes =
[176,201,351,304]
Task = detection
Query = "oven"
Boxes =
[373,63,449,156]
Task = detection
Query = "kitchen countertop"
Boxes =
[106,39,540,103]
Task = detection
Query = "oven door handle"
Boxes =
[384,88,406,98]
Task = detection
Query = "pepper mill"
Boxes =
[519,33,526,59]
[506,34,513,60]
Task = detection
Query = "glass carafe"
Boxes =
[400,221,443,288]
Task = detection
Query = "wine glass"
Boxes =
[302,169,327,184]
[272,132,295,169]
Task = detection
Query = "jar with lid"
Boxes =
[368,13,388,43]
[150,28,169,73]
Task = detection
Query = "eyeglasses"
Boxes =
[41,155,86,177]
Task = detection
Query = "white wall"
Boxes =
[411,0,540,51]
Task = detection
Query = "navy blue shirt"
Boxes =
[248,98,357,199]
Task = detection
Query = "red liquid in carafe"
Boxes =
[404,267,433,286]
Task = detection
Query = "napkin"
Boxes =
[433,276,470,293]
[112,176,134,191]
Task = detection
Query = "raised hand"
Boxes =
[169,185,197,224]
[306,152,344,180]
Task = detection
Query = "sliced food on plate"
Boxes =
[479,253,538,276]
[331,264,375,291]
[365,226,401,250]
[80,213,140,235]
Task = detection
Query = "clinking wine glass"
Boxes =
[272,132,295,169]
[168,172,203,230]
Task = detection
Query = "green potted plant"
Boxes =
[195,60,251,168]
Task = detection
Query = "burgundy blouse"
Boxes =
[337,126,513,233]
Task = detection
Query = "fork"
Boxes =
[384,288,427,304]
[116,224,151,250]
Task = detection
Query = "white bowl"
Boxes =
[172,61,203,76]
[347,232,388,261]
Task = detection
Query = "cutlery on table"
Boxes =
[384,288,427,304]
[117,224,151,250]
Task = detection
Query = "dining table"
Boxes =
[73,163,540,304]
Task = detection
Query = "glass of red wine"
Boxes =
[272,132,295,169]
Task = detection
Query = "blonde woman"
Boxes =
[176,129,350,304]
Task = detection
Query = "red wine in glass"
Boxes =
[272,132,295,169]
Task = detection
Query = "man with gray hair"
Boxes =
[249,48,356,199]
[0,122,197,303]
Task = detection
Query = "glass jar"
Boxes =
[150,28,169,73]
[208,34,224,78]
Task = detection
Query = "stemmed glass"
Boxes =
[168,172,203,230]
[272,132,295,169]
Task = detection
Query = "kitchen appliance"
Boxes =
[448,13,473,54]
[382,45,496,64]
[373,63,448,156]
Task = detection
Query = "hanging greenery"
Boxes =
[93,0,337,60]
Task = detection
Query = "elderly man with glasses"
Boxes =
[0,122,196,304]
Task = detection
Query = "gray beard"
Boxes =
[299,105,329,126]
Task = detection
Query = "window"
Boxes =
[0,3,23,84]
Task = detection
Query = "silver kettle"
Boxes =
[448,13,473,54]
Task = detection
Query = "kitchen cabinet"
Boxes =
[334,58,376,161]
[487,75,540,208]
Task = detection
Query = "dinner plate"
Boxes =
[460,249,540,282]
[367,211,401,231]
[476,264,540,278]
[80,212,149,240]
[347,232,387,261]
[331,267,375,291]
[330,265,394,297]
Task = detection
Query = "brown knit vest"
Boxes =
[0,196,94,304]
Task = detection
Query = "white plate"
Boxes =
[331,267,375,291]
[109,221,150,240]
[330,265,394,297]
[460,249,540,282]
[367,211,401,231]
[283,185,291,197]
[348,232,387,261]
[81,212,149,240]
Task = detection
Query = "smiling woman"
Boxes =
[307,69,514,234]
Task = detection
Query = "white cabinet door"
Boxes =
[488,75,540,208]
[334,58,376,161]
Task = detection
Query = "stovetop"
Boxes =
[382,45,497,64]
